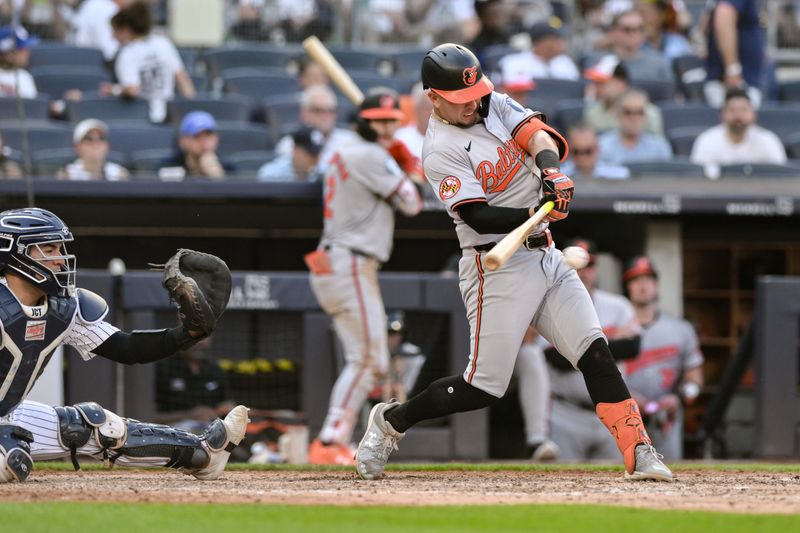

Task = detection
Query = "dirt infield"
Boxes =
[2,469,799,514]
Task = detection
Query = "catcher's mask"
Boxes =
[355,87,405,142]
[0,207,76,298]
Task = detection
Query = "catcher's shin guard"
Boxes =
[596,399,651,475]
[113,421,210,471]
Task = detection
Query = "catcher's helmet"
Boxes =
[622,255,658,283]
[0,207,76,298]
[356,86,404,141]
[421,43,494,104]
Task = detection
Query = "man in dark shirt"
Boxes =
[156,336,234,433]
[157,111,238,180]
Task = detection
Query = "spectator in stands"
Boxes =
[70,0,131,63]
[636,0,693,62]
[158,111,237,180]
[690,88,786,168]
[275,0,333,42]
[229,0,272,42]
[584,58,664,135]
[410,0,480,44]
[297,57,330,91]
[498,20,579,82]
[498,65,536,107]
[0,24,38,98]
[0,131,22,179]
[597,89,672,165]
[105,1,195,122]
[587,10,673,84]
[57,119,130,181]
[275,84,357,172]
[364,0,410,43]
[394,82,432,158]
[561,123,630,180]
[155,336,235,434]
[704,0,765,108]
[257,126,323,182]
[467,0,510,60]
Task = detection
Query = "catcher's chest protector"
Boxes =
[0,284,77,416]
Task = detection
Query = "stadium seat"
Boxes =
[66,97,150,122]
[190,73,209,93]
[228,150,275,172]
[204,45,302,81]
[667,126,705,156]
[223,68,300,101]
[784,132,800,158]
[168,96,253,125]
[480,44,515,75]
[672,54,706,101]
[215,122,274,157]
[262,93,302,139]
[348,70,402,94]
[31,67,111,98]
[629,78,676,103]
[31,147,127,176]
[526,80,586,121]
[391,47,428,76]
[105,121,176,157]
[755,105,800,144]
[719,163,800,178]
[658,102,719,134]
[0,122,72,153]
[552,99,586,133]
[625,159,706,179]
[0,96,50,121]
[178,47,200,74]
[328,46,391,74]
[28,45,105,70]
[129,148,174,174]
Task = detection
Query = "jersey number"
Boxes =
[323,153,349,219]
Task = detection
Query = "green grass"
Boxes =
[33,461,800,473]
[2,503,798,533]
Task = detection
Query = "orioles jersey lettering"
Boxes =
[475,139,525,194]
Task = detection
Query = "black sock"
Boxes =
[384,375,497,433]
[577,338,631,405]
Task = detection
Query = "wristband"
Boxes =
[725,63,742,77]
[681,382,700,401]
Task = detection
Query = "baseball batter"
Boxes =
[355,43,672,482]
[306,88,423,465]
[0,207,248,483]
[536,238,642,461]
[623,256,704,460]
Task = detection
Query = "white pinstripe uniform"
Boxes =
[0,279,168,468]
[423,93,605,398]
[310,135,422,445]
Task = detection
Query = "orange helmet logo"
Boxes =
[463,66,478,86]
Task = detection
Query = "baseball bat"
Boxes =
[483,201,554,271]
[302,36,365,105]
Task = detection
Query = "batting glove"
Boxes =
[539,168,574,222]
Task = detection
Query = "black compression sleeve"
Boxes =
[535,149,560,171]
[607,336,641,361]
[93,328,194,365]
[457,202,531,234]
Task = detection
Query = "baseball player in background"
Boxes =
[306,88,423,465]
[355,43,673,482]
[623,256,704,460]
[0,207,248,483]
[538,238,642,462]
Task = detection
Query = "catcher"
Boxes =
[0,207,248,483]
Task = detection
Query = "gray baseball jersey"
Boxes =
[319,136,421,263]
[422,92,603,397]
[624,313,704,401]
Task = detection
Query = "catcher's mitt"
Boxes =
[152,249,232,336]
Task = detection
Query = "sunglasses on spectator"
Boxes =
[308,106,337,114]
[618,25,644,33]
[81,134,108,142]
[572,147,596,156]
[621,107,646,116]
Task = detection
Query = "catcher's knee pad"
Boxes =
[55,402,127,470]
[115,422,209,471]
[0,424,34,482]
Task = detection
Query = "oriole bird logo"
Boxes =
[462,66,478,86]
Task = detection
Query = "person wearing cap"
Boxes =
[306,87,422,466]
[623,256,704,461]
[523,238,642,463]
[56,119,130,181]
[584,58,664,135]
[257,126,324,182]
[158,111,236,181]
[497,21,580,84]
[560,123,630,180]
[0,24,38,98]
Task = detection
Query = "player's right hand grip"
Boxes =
[484,201,554,272]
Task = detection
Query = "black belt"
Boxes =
[473,230,551,254]
[553,393,596,412]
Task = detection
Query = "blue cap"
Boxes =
[0,25,39,53]
[180,111,217,136]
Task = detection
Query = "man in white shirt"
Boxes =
[690,88,786,167]
[70,0,130,62]
[499,21,579,83]
[0,24,38,99]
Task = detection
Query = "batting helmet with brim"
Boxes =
[358,87,405,120]
[622,256,658,283]
[421,43,494,104]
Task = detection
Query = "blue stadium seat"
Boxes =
[658,102,719,134]
[229,150,275,172]
[328,46,392,74]
[391,47,428,76]
[719,163,800,178]
[625,159,706,179]
[204,45,302,81]
[31,67,111,98]
[667,126,705,156]
[29,45,105,70]
[0,96,50,121]
[553,99,586,133]
[756,105,800,144]
[526,79,586,120]
[672,54,706,101]
[66,96,150,122]
[262,93,302,139]
[215,122,274,157]
[105,121,176,157]
[0,121,72,153]
[167,96,253,125]
[223,68,300,101]
[629,78,676,103]
[129,148,174,173]
[178,47,200,74]
[348,70,401,94]
[32,147,127,175]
